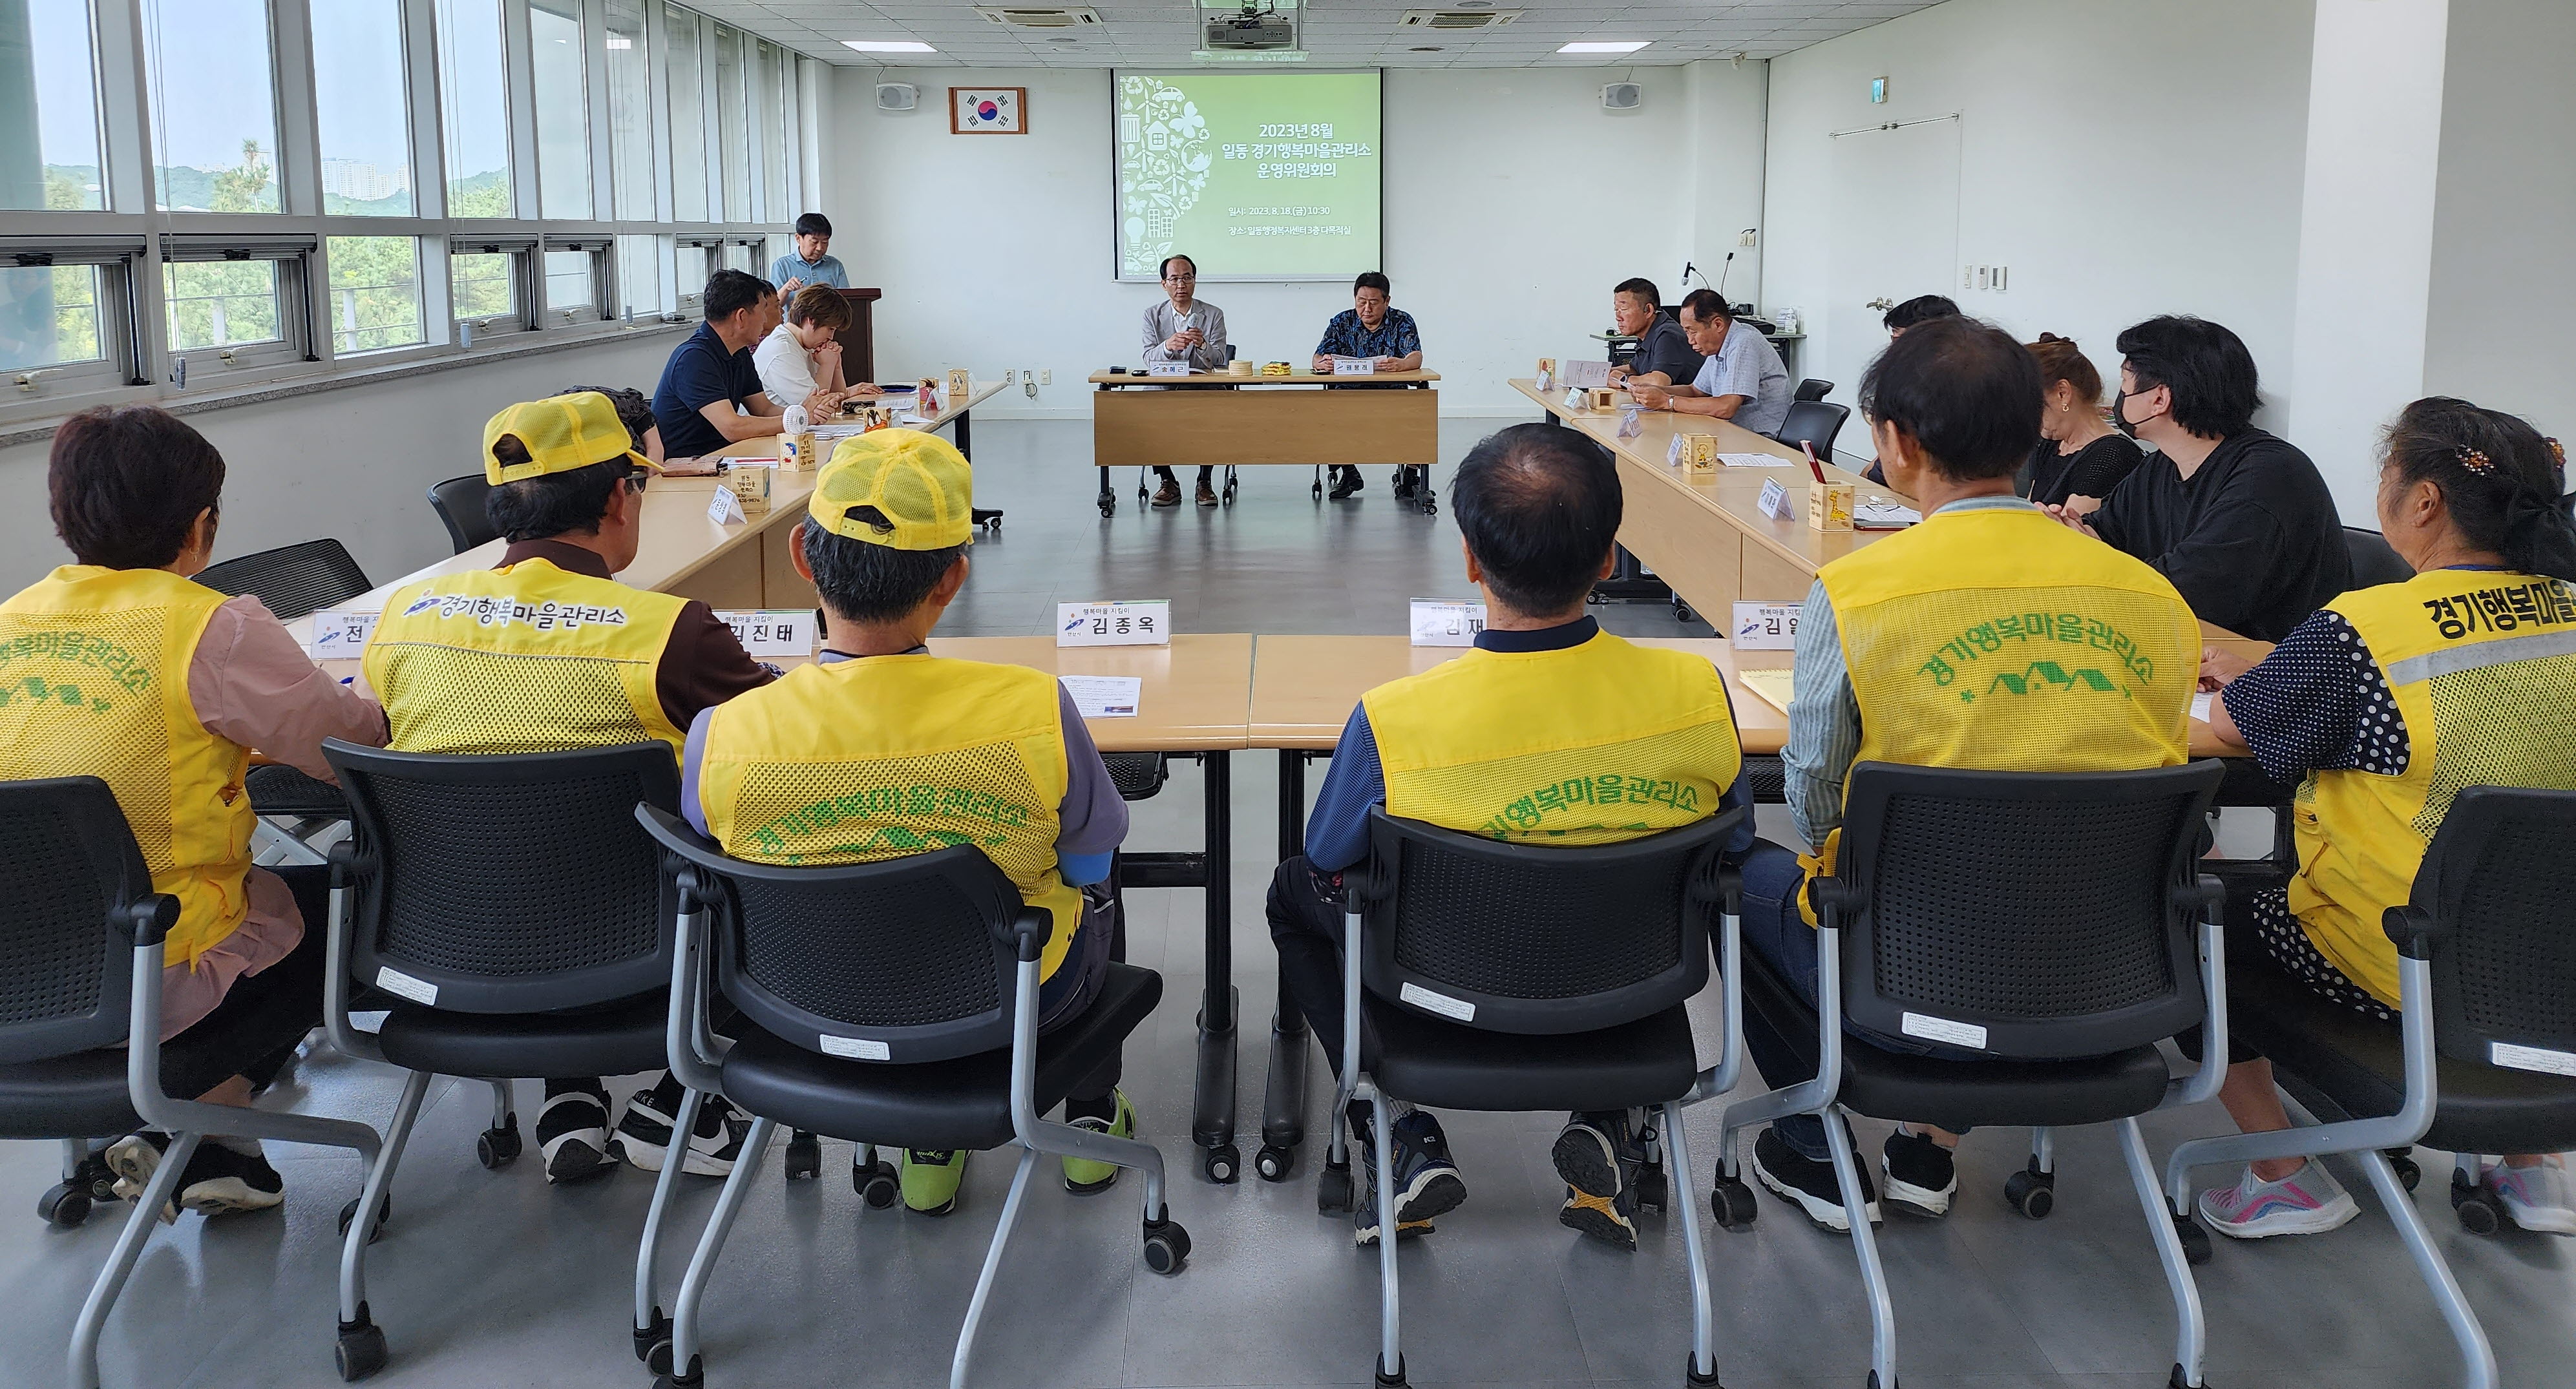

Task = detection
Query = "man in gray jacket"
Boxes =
[1141,253,1229,507]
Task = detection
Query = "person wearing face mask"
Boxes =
[2191,398,2576,1239]
[1605,278,1704,388]
[2046,316,2349,641]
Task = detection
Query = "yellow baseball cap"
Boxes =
[481,392,659,485]
[811,428,975,550]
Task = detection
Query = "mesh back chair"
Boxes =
[2165,788,2576,1389]
[0,777,384,1389]
[317,739,686,1382]
[194,538,373,623]
[1715,762,2229,1389]
[634,806,1185,1389]
[1324,808,1746,1388]
[1774,399,1850,457]
[2343,526,2416,589]
[1795,377,1835,402]
[427,474,500,554]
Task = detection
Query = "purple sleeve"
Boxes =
[1053,685,1129,879]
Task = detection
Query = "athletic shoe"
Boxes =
[1749,1125,1881,1232]
[536,1080,615,1184]
[174,1143,285,1215]
[1351,1105,1468,1246]
[1329,467,1363,501]
[901,1149,969,1216]
[2489,1156,2576,1235]
[1552,1110,1642,1250]
[1880,1129,1958,1218]
[1061,1089,1134,1194]
[1196,481,1219,507]
[611,1074,750,1177]
[2197,1159,2360,1238]
[107,1132,177,1224]
[1152,481,1182,508]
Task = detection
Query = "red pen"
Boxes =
[1801,441,1828,484]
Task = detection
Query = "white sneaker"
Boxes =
[2197,1158,2360,1238]
[2489,1156,2576,1235]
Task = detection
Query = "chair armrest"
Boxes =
[1806,875,1856,924]
[326,837,372,888]
[1000,906,1051,963]
[2383,904,2445,961]
[121,894,180,948]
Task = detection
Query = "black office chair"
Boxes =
[0,777,386,1388]
[1324,809,1746,1388]
[195,537,373,623]
[1715,762,2229,1389]
[317,740,695,1382]
[634,807,1187,1389]
[1795,378,1835,402]
[427,474,500,554]
[2166,788,2576,1389]
[2343,526,2415,589]
[1773,399,1850,459]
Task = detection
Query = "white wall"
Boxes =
[827,62,1769,419]
[0,331,688,592]
[1759,0,2316,452]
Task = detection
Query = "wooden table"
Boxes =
[1088,369,1442,517]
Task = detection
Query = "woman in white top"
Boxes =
[753,284,878,419]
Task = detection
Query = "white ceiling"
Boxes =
[706,1,1943,69]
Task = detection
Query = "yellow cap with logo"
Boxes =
[810,428,975,550]
[481,392,659,485]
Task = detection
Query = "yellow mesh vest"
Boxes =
[1803,506,2201,923]
[363,559,688,757]
[695,656,1085,981]
[1360,630,1743,845]
[2291,570,2576,1005]
[0,567,253,967]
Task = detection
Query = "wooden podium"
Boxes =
[833,287,880,382]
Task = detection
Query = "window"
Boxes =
[310,0,415,216]
[544,244,598,323]
[450,248,522,328]
[605,0,653,221]
[614,235,661,320]
[164,260,288,355]
[664,4,706,222]
[143,0,284,213]
[756,41,787,222]
[326,235,423,352]
[436,0,512,216]
[4,0,107,211]
[529,0,590,219]
[713,25,748,222]
[1,264,105,373]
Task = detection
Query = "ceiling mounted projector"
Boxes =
[1204,1,1297,50]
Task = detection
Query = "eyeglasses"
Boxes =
[1163,273,1196,284]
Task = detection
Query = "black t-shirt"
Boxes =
[2089,428,2351,641]
[1629,314,1706,384]
[2025,433,2146,508]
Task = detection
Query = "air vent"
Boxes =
[974,7,1102,28]
[1400,9,1520,31]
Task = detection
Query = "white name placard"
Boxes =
[1057,600,1171,647]
[1559,358,1611,389]
[712,610,818,658]
[1758,477,1793,521]
[304,609,380,660]
[1145,360,1192,377]
[1731,602,1800,650]
[1617,407,1645,439]
[1409,598,1488,647]
[707,486,747,525]
[1330,356,1376,376]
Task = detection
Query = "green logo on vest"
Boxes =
[1964,661,2129,704]
[1918,612,2155,694]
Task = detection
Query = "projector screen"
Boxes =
[1114,70,1383,282]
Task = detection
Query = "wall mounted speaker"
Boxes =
[1601,83,1642,110]
[876,83,918,112]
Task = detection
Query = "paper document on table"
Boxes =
[894,411,931,426]
[1853,500,1921,529]
[1558,358,1610,389]
[1061,676,1143,719]
[2191,691,2215,725]
[1738,667,1795,715]
[1719,452,1788,468]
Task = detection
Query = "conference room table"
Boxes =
[1087,368,1441,516]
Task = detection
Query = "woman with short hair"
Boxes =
[754,283,878,421]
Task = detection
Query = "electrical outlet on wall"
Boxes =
[1039,369,1052,385]
[1002,370,1015,386]
[1737,229,1757,247]
[1992,266,2009,292]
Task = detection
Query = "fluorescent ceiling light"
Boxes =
[1558,40,1649,54]
[843,39,937,53]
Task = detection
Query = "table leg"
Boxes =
[953,407,971,460]
[1096,466,1115,517]
[1254,748,1314,1182]
[1190,749,1240,1183]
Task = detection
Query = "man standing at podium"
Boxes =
[1140,253,1229,508]
[768,213,847,293]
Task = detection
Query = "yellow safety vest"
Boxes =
[695,656,1086,981]
[1362,629,1743,846]
[364,559,688,757]
[1804,505,2200,921]
[0,566,253,968]
[2291,568,2576,1005]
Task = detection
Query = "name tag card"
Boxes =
[305,609,380,660]
[1617,406,1645,439]
[1559,358,1611,390]
[1731,602,1799,649]
[1145,360,1192,377]
[1331,356,1376,376]
[708,486,748,525]
[1758,477,1793,521]
[1534,357,1556,392]
[1409,598,1488,647]
[1057,600,1171,647]
[712,610,818,658]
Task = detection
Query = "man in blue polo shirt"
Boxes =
[652,270,785,460]
[768,213,849,293]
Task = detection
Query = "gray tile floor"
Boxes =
[5,421,2569,1389]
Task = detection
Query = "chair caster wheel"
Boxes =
[338,1195,391,1241]
[1687,1352,1724,1386]
[2004,1161,2056,1219]
[1375,1352,1408,1387]
[2166,1363,2204,1388]
[476,1120,521,1169]
[854,1158,899,1208]
[2175,1212,2212,1266]
[39,1182,92,1227]
[646,1337,675,1375]
[1674,603,1695,623]
[1712,1175,1758,1231]
[1318,1158,1355,1213]
[651,1353,704,1389]
[333,1313,388,1381]
[1099,501,1115,517]
[783,1132,821,1180]
[1636,1162,1669,1213]
[2385,1147,2420,1192]
[1311,481,1324,501]
[79,1153,120,1204]
[2451,1171,2503,1235]
[1202,1142,1241,1184]
[634,1309,671,1363]
[1142,1216,1192,1274]
[1255,1144,1295,1182]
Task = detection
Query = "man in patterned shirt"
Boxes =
[1309,271,1424,501]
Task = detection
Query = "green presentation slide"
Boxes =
[1115,71,1383,282]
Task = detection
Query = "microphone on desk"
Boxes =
[1715,251,1736,302]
